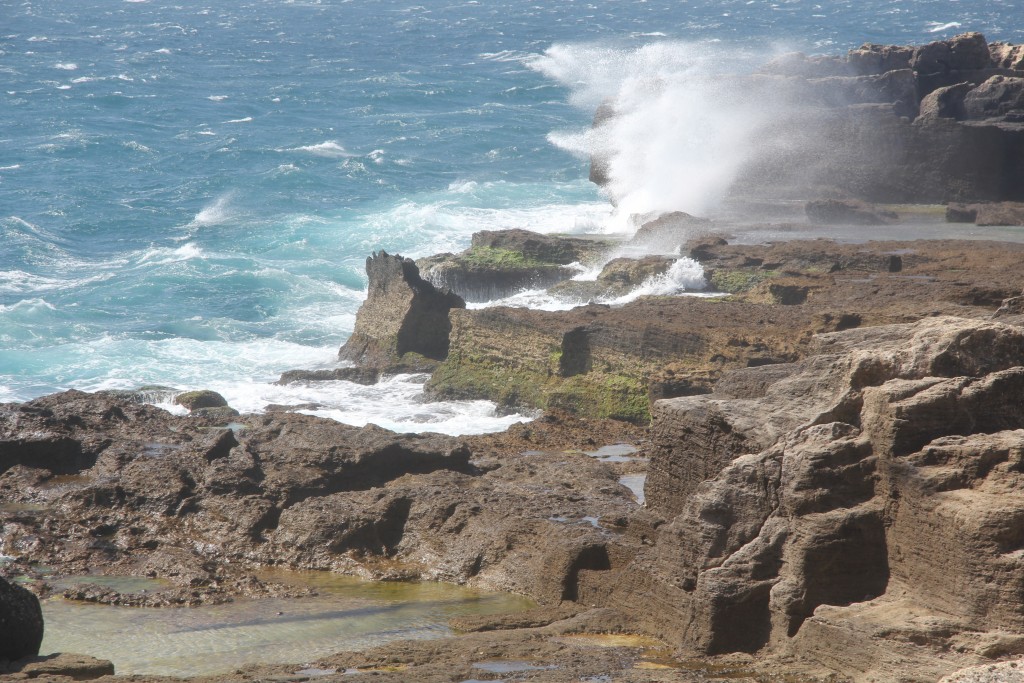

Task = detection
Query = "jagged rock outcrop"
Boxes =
[613,316,1024,681]
[0,576,44,663]
[339,251,465,369]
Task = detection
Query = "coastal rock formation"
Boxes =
[0,576,44,663]
[428,238,1024,422]
[612,315,1024,680]
[417,229,612,302]
[339,251,465,369]
[0,391,644,608]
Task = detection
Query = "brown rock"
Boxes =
[805,199,897,225]
[613,316,1024,680]
[963,75,1024,120]
[918,82,973,120]
[339,251,465,367]
[990,42,1024,70]
[6,653,115,680]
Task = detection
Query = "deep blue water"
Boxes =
[2,0,1022,433]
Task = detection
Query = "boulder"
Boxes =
[0,577,44,662]
[963,75,1024,120]
[173,389,228,411]
[847,43,914,75]
[340,251,465,367]
[945,202,1024,226]
[911,32,992,78]
[630,211,714,254]
[918,82,973,120]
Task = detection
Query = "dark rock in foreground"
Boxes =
[0,576,44,663]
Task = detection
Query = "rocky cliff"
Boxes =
[613,315,1024,681]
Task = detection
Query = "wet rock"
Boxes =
[339,251,465,367]
[0,577,43,663]
[276,367,382,386]
[630,212,714,254]
[945,202,1024,226]
[417,230,612,303]
[174,390,228,411]
[4,653,115,680]
[805,199,897,225]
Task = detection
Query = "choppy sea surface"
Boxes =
[3,0,1022,434]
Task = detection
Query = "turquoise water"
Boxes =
[3,0,1022,433]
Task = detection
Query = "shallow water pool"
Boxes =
[41,571,535,677]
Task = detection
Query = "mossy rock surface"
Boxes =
[174,390,229,411]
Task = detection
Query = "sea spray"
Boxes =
[530,42,827,227]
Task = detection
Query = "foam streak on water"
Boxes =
[2,0,1022,434]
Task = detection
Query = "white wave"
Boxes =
[0,270,110,294]
[447,180,478,193]
[54,62,78,70]
[123,140,153,153]
[0,164,20,171]
[529,41,794,221]
[604,256,707,304]
[357,191,612,258]
[189,193,235,227]
[478,49,532,63]
[136,242,204,265]
[207,95,229,101]
[926,21,962,33]
[225,116,253,123]
[281,140,354,158]
[71,76,96,84]
[36,336,524,435]
[0,297,57,314]
[154,48,172,54]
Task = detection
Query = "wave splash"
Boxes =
[530,42,794,225]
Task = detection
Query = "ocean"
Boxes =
[3,0,1022,435]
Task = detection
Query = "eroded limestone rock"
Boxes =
[616,316,1024,681]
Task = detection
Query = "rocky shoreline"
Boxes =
[5,31,1024,683]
